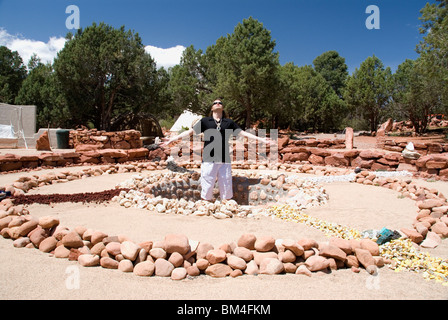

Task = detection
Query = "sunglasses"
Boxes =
[213,101,223,105]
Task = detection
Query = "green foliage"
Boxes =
[0,46,27,103]
[417,0,448,114]
[15,58,71,128]
[207,17,280,128]
[276,63,345,131]
[167,45,213,117]
[2,4,446,134]
[344,55,392,132]
[53,22,161,130]
[313,50,348,98]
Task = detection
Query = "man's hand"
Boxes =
[261,137,275,146]
[159,137,171,148]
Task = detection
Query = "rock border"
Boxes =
[0,163,447,283]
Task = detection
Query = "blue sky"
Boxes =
[0,0,431,73]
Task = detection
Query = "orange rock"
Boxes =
[36,131,51,151]
[205,263,232,278]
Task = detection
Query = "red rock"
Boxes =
[253,251,278,266]
[98,149,128,158]
[414,222,428,237]
[254,235,275,252]
[54,245,71,258]
[90,242,106,256]
[38,216,60,229]
[282,239,304,256]
[305,255,329,272]
[426,160,448,169]
[226,255,247,270]
[417,199,446,210]
[354,248,375,269]
[319,244,347,261]
[120,241,140,261]
[400,228,424,243]
[244,260,259,275]
[297,238,318,250]
[230,269,243,278]
[61,231,84,248]
[295,265,312,277]
[324,154,349,167]
[127,148,149,159]
[133,261,155,276]
[278,250,296,263]
[206,249,227,264]
[78,254,100,267]
[0,216,13,231]
[39,236,57,253]
[196,242,214,259]
[36,131,51,151]
[260,258,284,275]
[168,252,184,267]
[282,152,309,162]
[171,267,187,280]
[164,233,190,255]
[91,231,108,244]
[360,239,380,256]
[196,258,210,271]
[420,232,442,248]
[149,247,167,260]
[283,262,297,273]
[100,257,119,269]
[29,226,50,247]
[308,154,325,165]
[118,259,134,272]
[329,237,352,255]
[105,242,122,256]
[232,247,253,262]
[345,127,354,150]
[17,219,38,237]
[138,241,153,252]
[237,234,257,250]
[431,222,448,237]
[154,258,175,277]
[359,150,384,159]
[13,237,31,248]
[345,255,359,268]
[186,265,200,276]
[205,263,232,278]
[371,162,390,171]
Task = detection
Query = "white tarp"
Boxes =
[170,110,202,132]
[0,124,15,139]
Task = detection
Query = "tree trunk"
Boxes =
[245,103,252,129]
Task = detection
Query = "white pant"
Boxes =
[200,162,233,201]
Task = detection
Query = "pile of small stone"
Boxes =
[113,171,329,218]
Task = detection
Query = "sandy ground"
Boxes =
[0,163,447,301]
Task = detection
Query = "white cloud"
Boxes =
[0,28,66,66]
[0,28,185,69]
[145,45,186,69]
